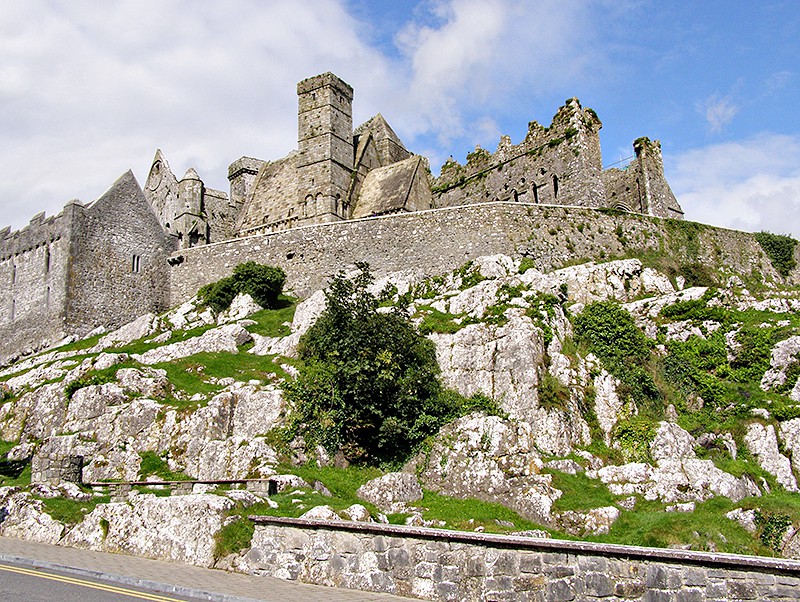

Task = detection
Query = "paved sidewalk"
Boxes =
[0,536,413,601]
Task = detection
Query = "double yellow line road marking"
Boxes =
[0,562,185,601]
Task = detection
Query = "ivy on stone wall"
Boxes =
[754,231,798,277]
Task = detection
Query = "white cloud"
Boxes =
[392,0,599,147]
[669,133,800,238]
[0,0,606,232]
[0,0,390,230]
[697,94,739,134]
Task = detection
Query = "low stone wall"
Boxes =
[245,517,800,601]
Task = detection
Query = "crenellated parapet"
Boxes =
[432,98,606,210]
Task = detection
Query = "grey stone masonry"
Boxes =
[246,516,800,602]
[168,201,778,305]
[31,454,83,485]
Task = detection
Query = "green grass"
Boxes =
[138,451,192,481]
[417,490,554,535]
[153,351,296,403]
[416,306,466,335]
[214,517,255,558]
[546,471,618,512]
[244,296,297,338]
[39,493,110,525]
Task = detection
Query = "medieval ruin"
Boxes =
[0,72,683,363]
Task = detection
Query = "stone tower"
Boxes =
[296,73,354,222]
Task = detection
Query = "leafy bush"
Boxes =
[573,301,658,405]
[659,289,725,322]
[538,372,570,411]
[677,262,717,287]
[754,510,792,553]
[198,262,286,313]
[729,326,774,382]
[755,231,798,277]
[64,372,116,400]
[285,263,447,465]
[613,418,656,462]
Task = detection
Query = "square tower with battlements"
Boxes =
[296,73,355,222]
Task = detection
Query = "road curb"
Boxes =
[0,552,264,602]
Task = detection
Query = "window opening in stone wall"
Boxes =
[131,254,141,273]
[44,246,50,273]
[46,286,50,308]
[11,264,16,285]
[552,175,559,199]
[10,299,15,321]
[532,183,539,204]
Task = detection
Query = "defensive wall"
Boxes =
[167,201,778,305]
[0,172,171,363]
[245,516,800,601]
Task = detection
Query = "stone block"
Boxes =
[584,571,614,597]
[682,568,707,587]
[577,556,609,574]
[518,554,542,574]
[492,551,519,576]
[387,547,410,568]
[705,580,727,598]
[727,579,758,599]
[642,591,671,602]
[512,575,545,592]
[466,555,488,577]
[675,589,703,602]
[646,565,665,589]
[545,578,576,602]
[485,575,514,593]
[615,580,646,598]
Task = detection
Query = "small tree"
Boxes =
[198,262,286,313]
[285,263,443,465]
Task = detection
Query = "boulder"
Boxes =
[650,422,697,461]
[300,505,341,521]
[94,313,159,350]
[134,324,252,365]
[744,423,798,491]
[217,293,262,324]
[63,493,235,567]
[0,487,64,544]
[356,472,422,513]
[761,336,800,393]
[408,414,560,523]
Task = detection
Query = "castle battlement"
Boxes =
[0,72,686,364]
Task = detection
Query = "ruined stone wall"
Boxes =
[167,202,777,305]
[65,171,171,336]
[246,518,800,601]
[0,204,79,361]
[432,100,605,211]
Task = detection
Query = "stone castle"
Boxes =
[0,72,684,363]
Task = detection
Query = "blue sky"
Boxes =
[1,0,798,236]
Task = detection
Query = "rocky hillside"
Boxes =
[2,249,800,566]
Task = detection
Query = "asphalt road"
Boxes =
[0,561,197,602]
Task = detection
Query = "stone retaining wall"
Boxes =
[245,517,800,601]
[167,202,780,304]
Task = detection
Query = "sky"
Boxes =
[1,0,799,237]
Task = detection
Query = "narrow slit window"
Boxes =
[132,254,141,273]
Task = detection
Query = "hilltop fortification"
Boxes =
[1,72,687,363]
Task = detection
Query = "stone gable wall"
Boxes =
[246,517,800,601]
[65,172,171,336]
[167,202,779,306]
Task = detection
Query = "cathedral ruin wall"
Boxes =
[0,204,78,358]
[167,201,775,306]
[64,172,172,335]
